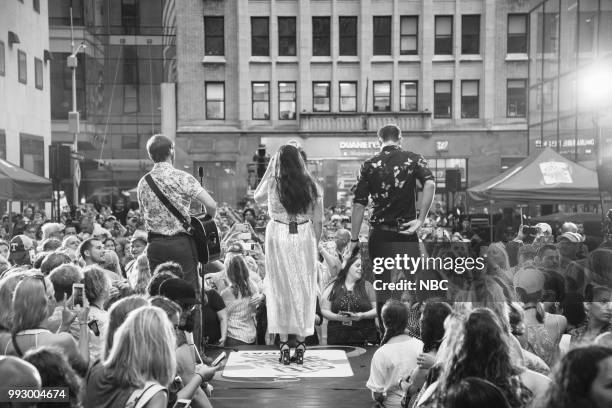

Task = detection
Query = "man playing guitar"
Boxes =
[138,134,217,348]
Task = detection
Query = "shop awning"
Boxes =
[0,159,53,201]
[468,147,604,203]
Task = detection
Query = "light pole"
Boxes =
[68,6,86,207]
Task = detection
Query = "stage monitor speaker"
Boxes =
[49,144,71,180]
[445,169,462,192]
[597,162,612,196]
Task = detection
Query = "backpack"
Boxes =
[125,381,166,408]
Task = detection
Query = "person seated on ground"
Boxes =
[83,265,112,361]
[0,355,41,408]
[150,296,218,408]
[542,345,612,408]
[86,307,177,408]
[416,308,551,408]
[404,301,453,404]
[322,256,378,345]
[367,300,423,408]
[0,273,89,376]
[513,266,567,367]
[23,346,83,408]
[219,256,260,346]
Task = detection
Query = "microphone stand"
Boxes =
[198,166,206,355]
[198,166,205,213]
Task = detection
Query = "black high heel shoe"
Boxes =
[279,342,291,365]
[291,341,306,365]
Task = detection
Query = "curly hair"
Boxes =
[437,308,531,408]
[543,345,612,408]
[275,144,319,215]
[23,346,83,408]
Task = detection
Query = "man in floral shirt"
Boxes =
[349,124,436,305]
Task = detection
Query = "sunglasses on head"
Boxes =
[20,273,47,294]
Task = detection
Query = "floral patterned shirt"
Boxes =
[353,145,435,226]
[137,162,205,235]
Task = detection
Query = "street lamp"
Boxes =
[67,35,86,207]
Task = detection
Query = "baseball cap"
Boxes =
[159,278,200,305]
[513,267,545,294]
[9,235,34,253]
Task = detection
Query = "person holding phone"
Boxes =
[150,297,218,408]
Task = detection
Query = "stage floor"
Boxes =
[208,345,376,408]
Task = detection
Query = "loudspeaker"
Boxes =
[445,169,462,192]
[49,144,71,180]
[597,162,612,195]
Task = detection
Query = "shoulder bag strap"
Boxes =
[134,383,166,408]
[11,332,24,357]
[144,174,192,232]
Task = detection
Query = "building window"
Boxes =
[313,17,331,56]
[252,82,270,120]
[251,17,269,56]
[435,16,453,55]
[205,82,225,120]
[123,46,139,113]
[461,80,479,118]
[34,58,43,90]
[434,81,452,118]
[373,16,392,55]
[49,0,84,25]
[507,79,527,118]
[507,14,528,53]
[121,135,141,149]
[400,16,418,55]
[400,81,418,111]
[33,0,40,12]
[20,134,45,177]
[373,81,391,111]
[121,0,139,34]
[279,82,296,120]
[278,17,296,56]
[339,16,358,56]
[0,41,4,76]
[18,50,27,84]
[204,16,224,56]
[461,15,480,55]
[313,82,330,112]
[339,82,357,112]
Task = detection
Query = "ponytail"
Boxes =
[380,326,405,346]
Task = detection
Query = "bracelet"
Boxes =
[350,238,359,242]
[195,372,204,383]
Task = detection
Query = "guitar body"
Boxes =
[190,213,221,264]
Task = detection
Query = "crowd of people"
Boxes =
[0,127,610,408]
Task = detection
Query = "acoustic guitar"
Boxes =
[191,213,221,264]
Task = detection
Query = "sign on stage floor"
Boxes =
[222,349,354,378]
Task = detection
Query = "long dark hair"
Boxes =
[327,256,367,303]
[543,345,612,408]
[380,299,408,345]
[439,308,531,408]
[421,301,452,353]
[445,377,511,408]
[226,256,253,299]
[275,144,319,215]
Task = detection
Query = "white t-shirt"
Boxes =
[367,336,423,408]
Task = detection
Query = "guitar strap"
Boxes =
[144,173,193,234]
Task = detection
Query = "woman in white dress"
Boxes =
[254,144,323,364]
